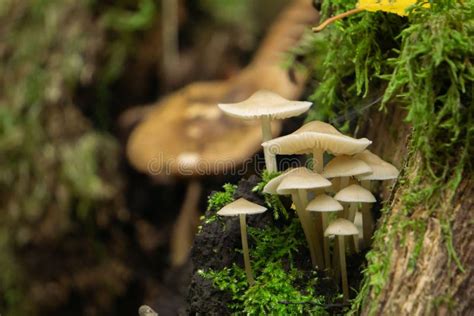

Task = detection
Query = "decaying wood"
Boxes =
[357,104,473,315]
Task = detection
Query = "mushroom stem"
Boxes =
[298,189,308,208]
[261,116,277,172]
[321,213,331,270]
[292,193,322,268]
[347,203,358,253]
[340,176,349,190]
[239,214,255,286]
[360,180,374,248]
[312,148,324,173]
[170,180,202,267]
[338,235,349,303]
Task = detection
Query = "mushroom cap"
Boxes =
[306,194,343,212]
[334,184,376,203]
[276,167,332,195]
[322,155,372,178]
[262,121,372,156]
[217,198,267,216]
[354,150,400,181]
[324,218,359,236]
[126,82,281,178]
[262,168,299,195]
[218,90,312,120]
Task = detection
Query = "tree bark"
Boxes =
[356,105,473,315]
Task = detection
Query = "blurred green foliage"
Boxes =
[0,0,156,314]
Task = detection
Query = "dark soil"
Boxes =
[186,175,370,315]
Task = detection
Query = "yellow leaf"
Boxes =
[357,0,428,16]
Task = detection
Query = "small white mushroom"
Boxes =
[354,150,399,247]
[217,198,267,285]
[306,194,343,270]
[322,155,372,190]
[218,90,312,172]
[275,167,332,268]
[334,184,376,253]
[325,218,359,303]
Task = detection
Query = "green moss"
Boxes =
[298,1,473,314]
[207,183,238,212]
[199,219,331,315]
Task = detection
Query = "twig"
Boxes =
[312,8,364,32]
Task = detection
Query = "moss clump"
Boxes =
[300,0,473,314]
[199,218,333,315]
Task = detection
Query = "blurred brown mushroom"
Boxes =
[123,1,320,267]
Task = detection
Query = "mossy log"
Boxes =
[356,105,473,315]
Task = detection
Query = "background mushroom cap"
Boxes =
[217,198,267,216]
[276,167,332,194]
[334,184,376,203]
[126,82,281,178]
[322,155,372,178]
[324,218,359,236]
[354,150,400,180]
[262,121,372,156]
[218,90,312,120]
[306,194,343,212]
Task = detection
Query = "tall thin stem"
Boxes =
[339,176,349,190]
[321,213,331,270]
[338,236,349,303]
[347,203,358,254]
[240,214,255,286]
[261,116,277,172]
[312,148,324,173]
[293,193,322,268]
[360,180,374,248]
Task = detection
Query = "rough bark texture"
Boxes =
[372,175,473,315]
[357,104,473,316]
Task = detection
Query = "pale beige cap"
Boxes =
[263,168,299,194]
[354,150,399,181]
[276,167,332,195]
[218,90,312,120]
[334,184,376,203]
[306,194,343,212]
[324,218,359,236]
[262,121,372,156]
[322,155,372,178]
[217,198,267,216]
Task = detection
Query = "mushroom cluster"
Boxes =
[215,90,399,301]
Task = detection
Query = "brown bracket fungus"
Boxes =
[262,121,372,173]
[218,90,312,172]
[217,198,267,286]
[354,150,399,247]
[334,184,376,252]
[306,194,343,270]
[324,218,359,303]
